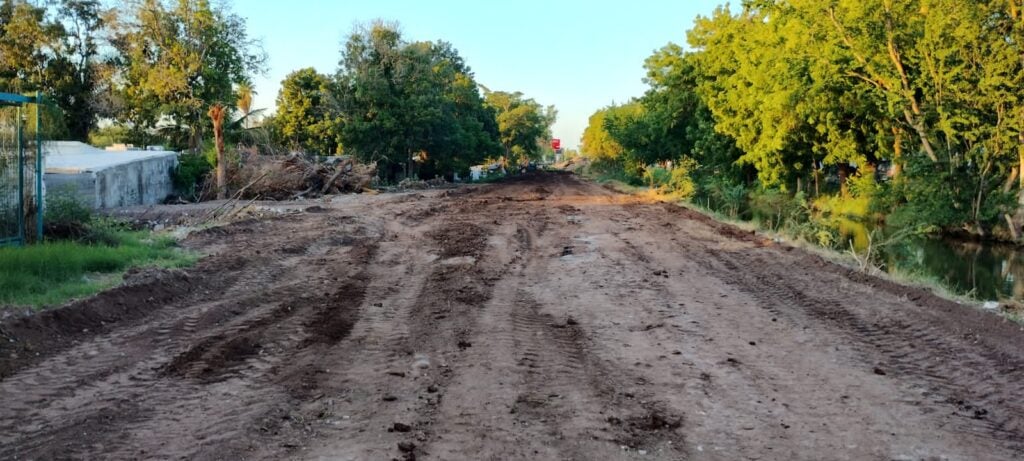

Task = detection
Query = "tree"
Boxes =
[337,22,502,180]
[271,68,342,155]
[110,0,266,150]
[581,107,623,161]
[484,90,555,167]
[235,81,254,128]
[208,104,226,199]
[0,0,105,139]
[50,0,106,139]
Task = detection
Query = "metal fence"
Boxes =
[0,92,43,246]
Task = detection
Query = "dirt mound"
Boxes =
[0,268,194,379]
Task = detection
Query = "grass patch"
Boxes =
[0,230,198,308]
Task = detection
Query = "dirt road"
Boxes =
[2,172,1024,460]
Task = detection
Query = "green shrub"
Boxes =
[750,188,807,231]
[88,125,132,148]
[643,166,671,188]
[44,188,93,239]
[172,151,213,200]
[665,158,698,199]
[588,158,642,185]
[882,157,1014,234]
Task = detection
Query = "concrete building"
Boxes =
[45,141,177,209]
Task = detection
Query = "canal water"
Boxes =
[838,220,1023,303]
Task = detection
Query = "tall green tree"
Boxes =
[271,68,342,155]
[0,0,105,139]
[337,22,501,180]
[110,0,266,150]
[581,106,624,162]
[484,90,555,167]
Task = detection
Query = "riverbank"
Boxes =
[584,172,1024,324]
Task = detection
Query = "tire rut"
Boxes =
[691,242,1024,453]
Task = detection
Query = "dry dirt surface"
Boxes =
[3,172,1024,460]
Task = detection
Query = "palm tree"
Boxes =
[208,104,228,199]
[236,83,255,129]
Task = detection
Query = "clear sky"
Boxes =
[243,0,725,150]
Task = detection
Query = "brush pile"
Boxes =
[228,153,377,200]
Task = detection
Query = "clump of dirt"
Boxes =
[163,333,263,381]
[302,281,366,346]
[655,201,764,244]
[608,409,685,449]
[429,222,489,258]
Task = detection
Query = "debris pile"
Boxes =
[396,176,448,190]
[228,153,377,200]
[553,156,590,172]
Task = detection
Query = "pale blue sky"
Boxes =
[243,1,725,149]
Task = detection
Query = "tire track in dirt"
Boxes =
[3,173,1024,460]
[0,212,381,459]
[417,187,688,460]
[644,207,1024,456]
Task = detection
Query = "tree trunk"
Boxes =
[891,127,903,178]
[814,162,821,197]
[838,163,850,197]
[407,149,413,180]
[208,105,227,200]
[1004,166,1018,194]
[1018,132,1024,207]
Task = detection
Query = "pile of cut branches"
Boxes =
[227,153,377,200]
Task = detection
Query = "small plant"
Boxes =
[44,188,93,240]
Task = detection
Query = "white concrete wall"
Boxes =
[43,142,178,209]
[93,154,177,208]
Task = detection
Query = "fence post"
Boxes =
[35,91,43,242]
[17,106,24,245]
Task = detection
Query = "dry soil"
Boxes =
[2,172,1023,460]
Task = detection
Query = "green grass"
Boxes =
[0,231,198,308]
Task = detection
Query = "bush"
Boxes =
[43,189,140,245]
[44,188,93,240]
[172,151,213,200]
[643,166,671,188]
[882,157,1014,235]
[697,175,748,219]
[749,188,807,231]
[588,158,642,185]
[88,125,132,148]
[666,158,698,199]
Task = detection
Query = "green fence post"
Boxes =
[16,105,24,246]
[35,91,43,242]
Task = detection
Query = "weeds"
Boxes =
[845,227,918,274]
[0,230,198,308]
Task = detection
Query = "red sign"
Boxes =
[551,138,561,150]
